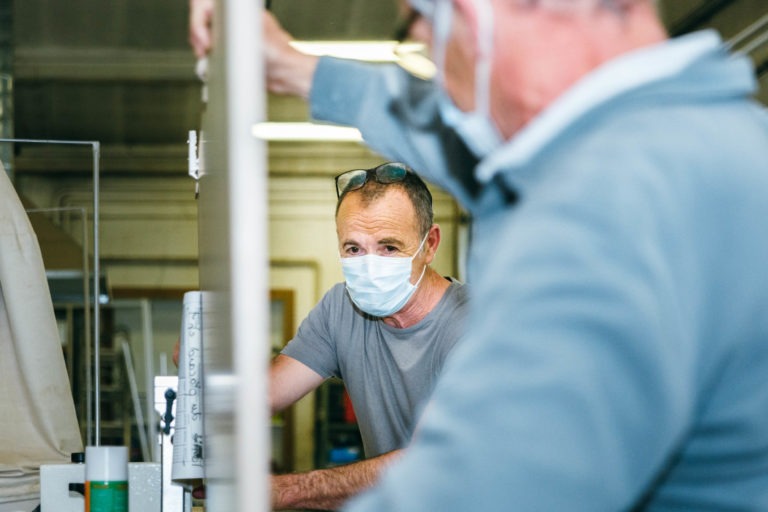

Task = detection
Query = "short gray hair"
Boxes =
[336,169,434,238]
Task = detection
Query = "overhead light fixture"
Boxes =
[291,41,435,79]
[290,41,411,62]
[252,122,362,142]
[257,41,433,142]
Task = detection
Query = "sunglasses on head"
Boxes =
[335,162,410,198]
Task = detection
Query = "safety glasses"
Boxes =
[335,162,410,198]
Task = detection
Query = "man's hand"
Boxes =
[189,0,214,58]
[262,11,319,99]
[186,2,318,99]
[172,338,181,367]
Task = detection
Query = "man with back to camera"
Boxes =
[269,162,467,510]
[192,0,768,509]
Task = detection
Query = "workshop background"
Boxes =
[1,0,766,474]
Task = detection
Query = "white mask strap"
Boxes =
[475,0,494,118]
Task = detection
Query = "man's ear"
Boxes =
[452,0,480,37]
[425,223,441,263]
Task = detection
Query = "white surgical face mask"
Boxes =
[433,0,503,158]
[341,233,429,317]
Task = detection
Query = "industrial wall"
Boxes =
[14,162,462,470]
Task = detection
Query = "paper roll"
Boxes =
[171,291,205,483]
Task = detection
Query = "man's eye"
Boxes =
[384,245,398,253]
[347,246,360,255]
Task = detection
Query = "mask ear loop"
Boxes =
[415,231,430,255]
[475,0,494,121]
[433,0,494,118]
[411,230,431,287]
[433,0,452,91]
[412,261,428,288]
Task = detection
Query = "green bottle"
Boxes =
[85,446,128,512]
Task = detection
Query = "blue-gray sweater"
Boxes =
[311,30,768,510]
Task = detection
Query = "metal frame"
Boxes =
[0,137,102,446]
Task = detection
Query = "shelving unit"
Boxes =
[54,302,140,458]
[314,379,363,468]
[96,308,131,448]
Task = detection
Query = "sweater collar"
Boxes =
[475,30,754,184]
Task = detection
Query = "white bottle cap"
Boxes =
[85,446,128,481]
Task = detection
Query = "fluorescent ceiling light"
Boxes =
[256,42,431,142]
[291,40,436,82]
[290,41,424,62]
[252,122,362,142]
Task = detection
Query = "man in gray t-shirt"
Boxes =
[283,278,466,458]
[270,162,468,510]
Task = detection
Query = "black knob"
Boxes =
[163,387,177,435]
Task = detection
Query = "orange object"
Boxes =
[342,390,357,423]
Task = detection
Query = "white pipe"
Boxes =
[121,339,150,461]
[225,0,269,510]
[140,299,158,462]
[91,141,101,446]
[739,29,768,57]
[727,12,768,50]
[195,0,268,507]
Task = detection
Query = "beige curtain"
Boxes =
[0,163,83,503]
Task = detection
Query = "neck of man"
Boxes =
[494,1,668,139]
[383,267,451,329]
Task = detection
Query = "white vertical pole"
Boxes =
[140,298,158,462]
[92,141,101,446]
[225,0,269,509]
[199,0,269,510]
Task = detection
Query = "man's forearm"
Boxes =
[272,450,402,510]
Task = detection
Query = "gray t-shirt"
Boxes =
[282,279,468,458]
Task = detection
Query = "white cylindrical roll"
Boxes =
[85,446,128,481]
[172,290,205,483]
